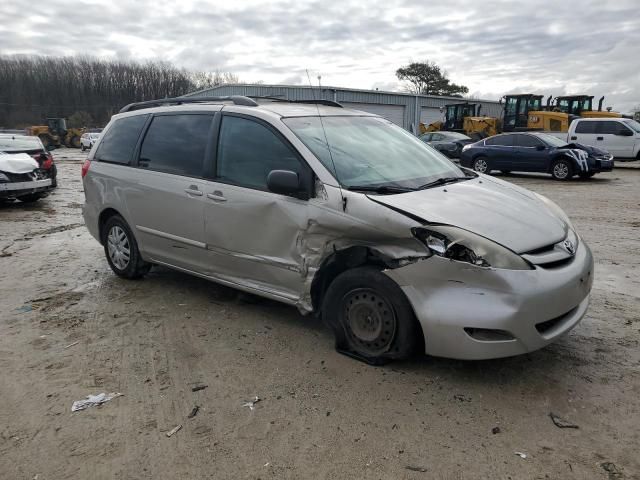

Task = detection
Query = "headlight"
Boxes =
[413,225,532,270]
[462,144,471,151]
[533,193,574,230]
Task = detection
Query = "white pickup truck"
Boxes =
[548,117,640,160]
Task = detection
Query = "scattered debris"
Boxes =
[549,412,579,429]
[453,394,471,402]
[16,305,33,313]
[63,341,79,349]
[242,396,261,410]
[492,426,501,434]
[514,452,528,459]
[264,462,270,467]
[166,425,182,438]
[187,406,200,419]
[600,462,623,479]
[71,392,122,412]
[405,465,428,472]
[191,384,208,392]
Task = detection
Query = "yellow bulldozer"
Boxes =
[420,102,501,139]
[26,118,85,149]
[420,93,625,139]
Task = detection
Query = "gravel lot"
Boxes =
[1,148,639,479]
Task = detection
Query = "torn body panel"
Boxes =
[385,240,593,359]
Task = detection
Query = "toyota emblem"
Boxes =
[563,240,575,255]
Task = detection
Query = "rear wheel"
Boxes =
[472,156,490,174]
[69,135,81,148]
[102,215,151,279]
[551,158,573,181]
[322,266,420,364]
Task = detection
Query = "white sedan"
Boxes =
[80,132,101,151]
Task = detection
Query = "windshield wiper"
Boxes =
[417,177,470,190]
[346,185,415,194]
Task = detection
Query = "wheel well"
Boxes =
[98,208,121,244]
[549,154,573,173]
[310,246,390,312]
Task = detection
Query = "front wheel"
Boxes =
[19,193,45,203]
[472,156,490,174]
[322,267,420,364]
[102,215,151,279]
[551,158,573,181]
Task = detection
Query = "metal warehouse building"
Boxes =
[186,84,503,135]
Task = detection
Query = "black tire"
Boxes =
[551,158,573,181]
[81,144,86,152]
[101,215,151,279]
[18,193,45,203]
[322,266,420,364]
[472,155,490,174]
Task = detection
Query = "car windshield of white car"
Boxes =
[283,116,464,190]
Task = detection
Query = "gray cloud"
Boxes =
[1,0,638,112]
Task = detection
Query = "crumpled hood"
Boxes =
[0,152,39,174]
[556,142,608,157]
[369,175,568,253]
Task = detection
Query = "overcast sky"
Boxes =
[1,0,638,112]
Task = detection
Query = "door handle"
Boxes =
[207,191,227,202]
[185,185,203,196]
[596,137,604,141]
[570,136,577,140]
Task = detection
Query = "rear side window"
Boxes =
[485,135,514,146]
[139,114,213,177]
[597,121,629,135]
[516,134,542,147]
[95,115,148,164]
[216,115,306,190]
[574,121,596,134]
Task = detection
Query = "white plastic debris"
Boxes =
[166,425,182,437]
[0,152,39,174]
[71,392,122,412]
[514,452,528,459]
[242,396,261,410]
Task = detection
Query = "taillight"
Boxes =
[81,159,91,178]
[42,153,53,170]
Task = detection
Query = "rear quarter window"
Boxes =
[95,115,148,165]
[574,121,597,134]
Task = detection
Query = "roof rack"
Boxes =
[248,96,343,108]
[119,95,258,113]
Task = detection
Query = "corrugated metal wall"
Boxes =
[188,84,503,134]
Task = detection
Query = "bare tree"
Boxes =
[0,55,239,127]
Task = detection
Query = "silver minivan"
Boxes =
[82,96,594,364]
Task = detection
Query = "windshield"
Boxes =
[623,119,640,133]
[283,116,464,189]
[533,133,569,147]
[0,135,42,151]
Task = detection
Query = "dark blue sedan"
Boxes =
[460,132,614,180]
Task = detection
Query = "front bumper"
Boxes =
[385,240,594,360]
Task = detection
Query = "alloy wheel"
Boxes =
[107,225,131,270]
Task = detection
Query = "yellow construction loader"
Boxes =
[420,102,500,139]
[26,118,85,149]
[551,95,622,118]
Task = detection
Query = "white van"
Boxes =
[564,118,640,160]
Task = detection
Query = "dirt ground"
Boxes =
[1,148,639,480]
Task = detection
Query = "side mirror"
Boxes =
[536,145,546,151]
[267,170,301,197]
[617,129,633,136]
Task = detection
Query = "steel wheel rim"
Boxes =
[342,288,396,355]
[107,226,131,270]
[554,163,569,178]
[474,158,488,173]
